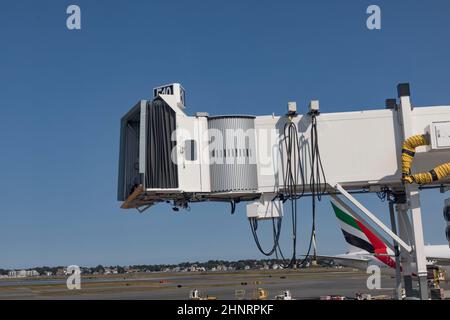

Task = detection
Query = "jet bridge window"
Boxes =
[185,140,197,161]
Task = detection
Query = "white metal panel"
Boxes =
[255,109,402,191]
[255,106,450,192]
[197,116,211,192]
[254,115,283,193]
[176,114,204,192]
[306,109,401,187]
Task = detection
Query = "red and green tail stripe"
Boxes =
[331,201,397,269]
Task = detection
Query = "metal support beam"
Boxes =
[334,183,412,253]
[408,185,429,300]
[398,85,429,300]
[396,203,414,297]
[388,200,403,300]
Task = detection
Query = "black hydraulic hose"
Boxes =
[297,114,327,267]
[249,217,283,256]
[249,116,326,269]
[280,121,307,268]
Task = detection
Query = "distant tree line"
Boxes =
[0,259,300,275]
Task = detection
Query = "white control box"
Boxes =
[309,100,320,113]
[431,121,450,149]
[247,194,283,220]
[287,101,297,114]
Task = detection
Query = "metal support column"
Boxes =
[396,202,414,297]
[388,199,403,300]
[408,185,429,299]
[397,83,429,299]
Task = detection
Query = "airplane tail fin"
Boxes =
[330,200,398,269]
[331,200,382,254]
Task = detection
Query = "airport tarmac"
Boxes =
[0,268,447,300]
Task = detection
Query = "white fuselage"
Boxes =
[334,245,450,272]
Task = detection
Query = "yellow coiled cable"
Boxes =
[402,134,450,184]
[404,162,450,184]
[401,134,428,176]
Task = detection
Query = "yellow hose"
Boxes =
[404,163,450,184]
[401,134,428,176]
[401,134,450,184]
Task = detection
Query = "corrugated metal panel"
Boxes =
[208,116,258,192]
[138,101,147,174]
[145,99,179,189]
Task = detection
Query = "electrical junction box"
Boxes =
[430,121,450,150]
[247,194,283,220]
[287,101,297,114]
[309,100,320,113]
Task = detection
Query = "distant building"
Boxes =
[188,266,198,272]
[8,270,39,278]
[216,265,227,271]
[56,268,66,276]
[29,270,39,276]
[125,268,138,274]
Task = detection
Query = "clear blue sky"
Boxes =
[1,1,450,269]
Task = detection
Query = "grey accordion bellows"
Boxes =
[145,99,179,189]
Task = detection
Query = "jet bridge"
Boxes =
[117,82,450,299]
